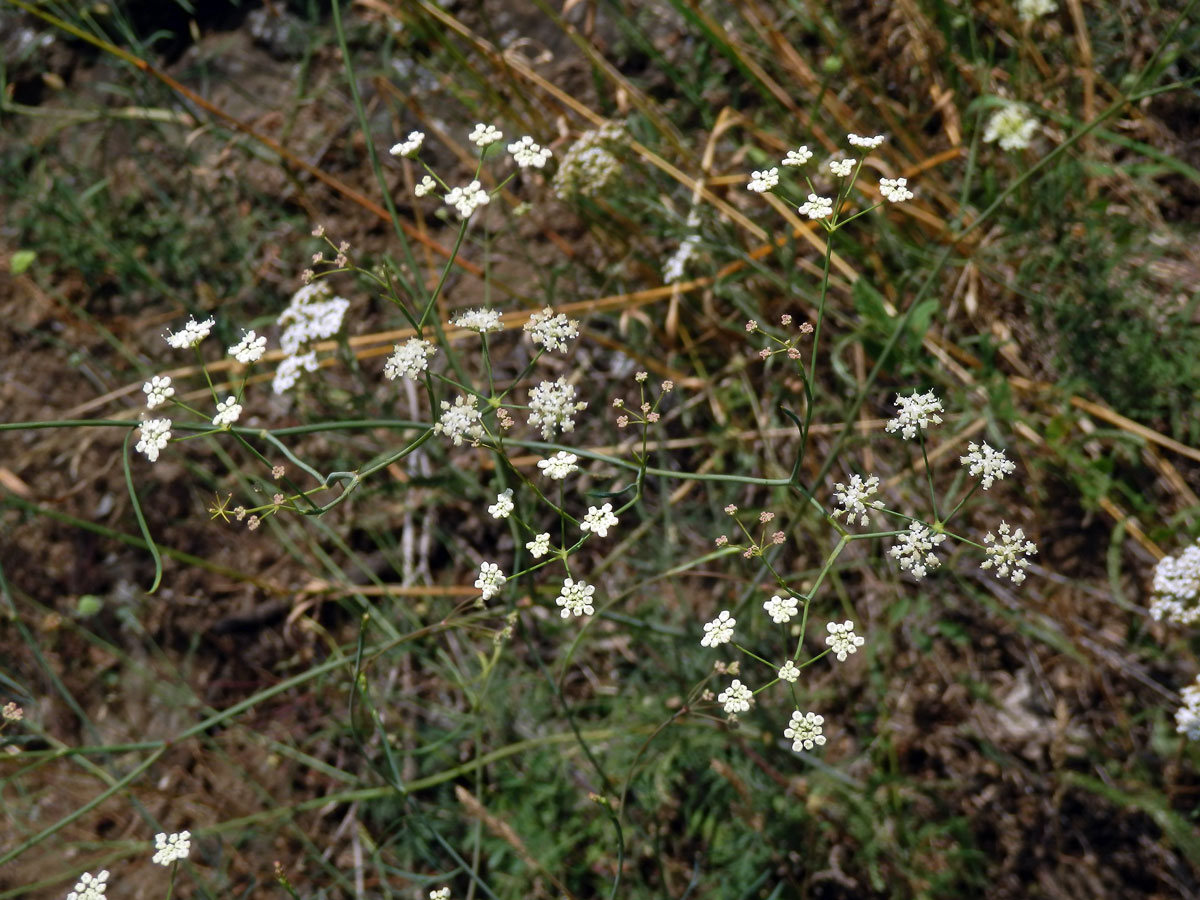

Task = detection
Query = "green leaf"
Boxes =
[10,251,35,275]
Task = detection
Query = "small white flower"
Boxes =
[831,474,884,527]
[829,158,855,178]
[277,282,349,357]
[434,394,486,446]
[508,135,552,168]
[414,175,437,197]
[879,177,914,202]
[384,338,437,381]
[778,660,800,683]
[1176,679,1200,741]
[212,397,242,429]
[700,610,736,648]
[959,441,1016,490]
[271,350,319,394]
[980,521,1037,584]
[164,316,215,349]
[847,133,886,149]
[784,710,826,752]
[983,103,1038,151]
[488,489,514,519]
[229,330,267,364]
[524,307,579,352]
[1017,0,1057,22]
[390,131,424,157]
[889,520,947,579]
[782,146,813,166]
[556,578,596,618]
[135,418,172,462]
[66,869,109,900]
[763,594,799,624]
[429,889,452,900]
[151,831,191,866]
[580,503,618,538]
[797,193,833,220]
[886,390,944,440]
[444,180,491,219]
[537,451,579,480]
[663,234,700,283]
[746,167,779,193]
[717,679,754,715]
[528,377,586,439]
[142,375,175,410]
[1151,541,1200,625]
[475,562,506,600]
[451,308,504,333]
[469,123,503,147]
[825,620,865,662]
[526,533,551,558]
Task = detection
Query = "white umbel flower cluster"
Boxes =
[778,660,800,683]
[524,307,579,352]
[390,131,424,157]
[1017,0,1057,22]
[164,316,215,350]
[556,578,596,618]
[784,710,826,752]
[212,397,242,429]
[273,282,349,394]
[429,888,452,900]
[831,474,884,526]
[384,338,437,381]
[886,390,944,440]
[229,330,267,364]
[475,562,506,600]
[747,168,779,192]
[718,679,754,715]
[444,181,491,219]
[488,489,514,519]
[580,503,618,538]
[701,610,736,648]
[508,135,552,168]
[143,375,175,410]
[452,308,503,334]
[434,395,486,446]
[553,121,627,199]
[415,175,436,198]
[391,130,424,157]
[960,442,1016,489]
[271,351,318,393]
[983,103,1038,150]
[879,177,914,202]
[526,533,551,558]
[1176,677,1200,741]
[136,418,172,463]
[825,620,865,661]
[829,158,855,178]
[469,123,503,147]
[798,194,834,220]
[847,133,886,149]
[1151,539,1200,625]
[980,522,1037,584]
[152,831,191,866]
[664,233,700,283]
[537,451,579,480]
[528,377,586,439]
[763,594,799,624]
[889,520,947,579]
[782,146,813,166]
[66,870,109,900]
